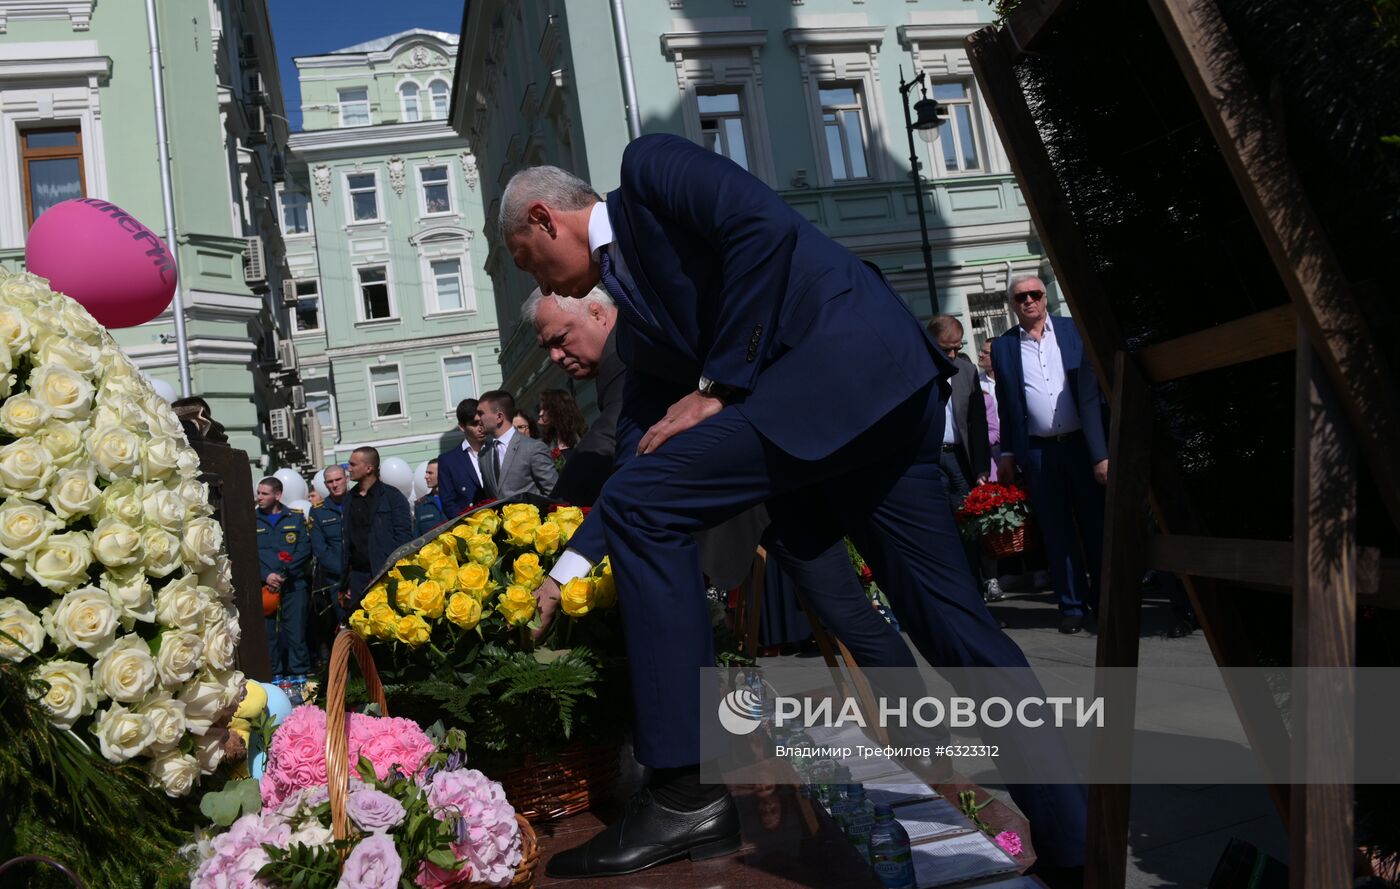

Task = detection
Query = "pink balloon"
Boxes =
[24,198,177,328]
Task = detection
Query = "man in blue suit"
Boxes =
[992,275,1109,635]
[436,398,484,517]
[502,137,1086,882]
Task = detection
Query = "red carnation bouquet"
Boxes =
[956,483,1034,557]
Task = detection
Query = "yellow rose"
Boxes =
[512,553,545,591]
[451,524,474,540]
[415,542,446,569]
[594,570,618,609]
[503,516,539,547]
[445,593,481,631]
[533,521,562,556]
[501,503,540,523]
[456,562,492,599]
[466,534,497,566]
[464,509,500,536]
[496,584,536,626]
[427,557,458,588]
[554,507,585,542]
[395,614,432,646]
[411,580,446,619]
[434,531,459,549]
[560,577,596,618]
[368,605,398,639]
[394,580,417,612]
[348,609,372,636]
[362,585,390,611]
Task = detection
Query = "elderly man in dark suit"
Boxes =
[501,137,1086,883]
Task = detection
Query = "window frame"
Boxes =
[427,79,450,120]
[343,169,382,225]
[275,184,312,237]
[305,391,338,432]
[786,28,892,188]
[415,162,454,217]
[337,86,371,127]
[291,278,322,335]
[353,262,398,324]
[439,354,478,414]
[426,256,469,316]
[695,88,752,171]
[20,124,86,230]
[817,81,873,183]
[398,80,421,123]
[926,79,988,177]
[366,363,407,421]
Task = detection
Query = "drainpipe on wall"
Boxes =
[608,0,643,140]
[144,0,193,397]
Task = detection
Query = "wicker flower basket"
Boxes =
[492,741,622,824]
[324,630,540,888]
[983,524,1030,559]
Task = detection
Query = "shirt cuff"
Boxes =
[549,549,593,584]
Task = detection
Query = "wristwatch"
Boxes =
[697,376,729,399]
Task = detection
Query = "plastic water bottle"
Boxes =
[842,785,874,863]
[868,803,915,888]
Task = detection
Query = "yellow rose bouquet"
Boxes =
[346,498,626,762]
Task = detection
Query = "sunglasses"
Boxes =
[1013,290,1045,304]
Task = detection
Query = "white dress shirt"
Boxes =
[1017,316,1081,438]
[943,399,959,445]
[486,426,515,480]
[462,438,483,483]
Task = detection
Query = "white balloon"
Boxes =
[272,468,308,504]
[412,461,430,499]
[380,457,414,499]
[312,469,329,500]
[284,498,313,515]
[148,377,178,403]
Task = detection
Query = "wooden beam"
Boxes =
[1002,0,1075,57]
[1085,353,1154,889]
[1138,305,1296,382]
[1148,0,1400,536]
[1289,335,1356,889]
[1149,535,1292,588]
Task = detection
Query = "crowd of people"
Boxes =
[252,388,593,701]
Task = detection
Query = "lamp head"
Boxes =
[912,96,943,143]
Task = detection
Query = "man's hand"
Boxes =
[975,472,990,486]
[1093,459,1109,486]
[637,391,725,456]
[997,456,1017,484]
[533,577,562,642]
[266,572,284,591]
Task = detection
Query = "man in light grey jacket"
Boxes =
[476,389,559,500]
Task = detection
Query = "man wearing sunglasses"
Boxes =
[991,275,1110,635]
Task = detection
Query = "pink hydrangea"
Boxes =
[415,769,522,887]
[994,829,1024,857]
[348,713,436,782]
[191,812,291,888]
[260,705,328,809]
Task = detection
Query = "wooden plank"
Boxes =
[1085,353,1154,889]
[1138,305,1296,382]
[1002,0,1075,56]
[1289,335,1357,889]
[1148,0,1400,536]
[1148,535,1292,588]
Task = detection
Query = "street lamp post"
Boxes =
[898,66,945,314]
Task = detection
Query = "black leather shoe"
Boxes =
[1058,615,1084,635]
[545,788,741,878]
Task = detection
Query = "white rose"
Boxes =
[0,439,56,499]
[177,674,228,736]
[141,526,183,578]
[148,750,199,797]
[47,468,102,521]
[0,497,63,559]
[42,585,116,654]
[27,530,94,592]
[99,362,145,400]
[56,301,105,346]
[0,393,51,437]
[32,660,96,730]
[0,274,53,314]
[144,399,185,439]
[141,484,187,531]
[37,336,104,377]
[92,394,147,432]
[93,702,154,763]
[288,823,334,848]
[38,421,86,468]
[100,568,155,627]
[175,478,211,517]
[142,436,182,481]
[0,597,46,662]
[201,618,238,672]
[197,554,234,599]
[93,635,158,703]
[178,517,223,570]
[28,364,95,421]
[176,447,201,480]
[91,518,143,569]
[154,630,204,687]
[95,478,145,526]
[0,306,31,355]
[194,730,227,774]
[138,691,188,753]
[154,575,210,632]
[89,426,142,481]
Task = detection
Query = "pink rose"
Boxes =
[340,833,403,889]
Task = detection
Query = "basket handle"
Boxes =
[325,629,389,843]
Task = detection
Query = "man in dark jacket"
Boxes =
[339,446,413,610]
[414,458,448,535]
[310,463,349,620]
[437,399,485,518]
[255,477,311,685]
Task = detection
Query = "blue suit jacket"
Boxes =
[436,443,481,518]
[990,315,1109,467]
[570,134,952,561]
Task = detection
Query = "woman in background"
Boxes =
[512,409,539,439]
[537,389,587,457]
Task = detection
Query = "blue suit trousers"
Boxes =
[1022,432,1106,617]
[266,583,310,677]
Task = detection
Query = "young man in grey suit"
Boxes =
[476,390,559,500]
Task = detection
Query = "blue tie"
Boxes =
[597,248,653,332]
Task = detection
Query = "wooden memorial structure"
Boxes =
[965,1,1399,886]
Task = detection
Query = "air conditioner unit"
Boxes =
[300,413,324,469]
[268,407,292,442]
[276,338,298,373]
[243,236,266,284]
[290,385,306,410]
[282,278,298,306]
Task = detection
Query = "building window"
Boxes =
[346,172,379,222]
[967,292,1016,350]
[931,82,984,174]
[357,266,394,321]
[696,90,749,171]
[369,365,404,419]
[429,258,465,313]
[306,392,337,432]
[338,87,370,127]
[399,82,420,122]
[818,84,870,182]
[442,355,477,410]
[419,165,451,215]
[428,80,449,119]
[279,190,310,235]
[292,279,321,333]
[21,126,86,229]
